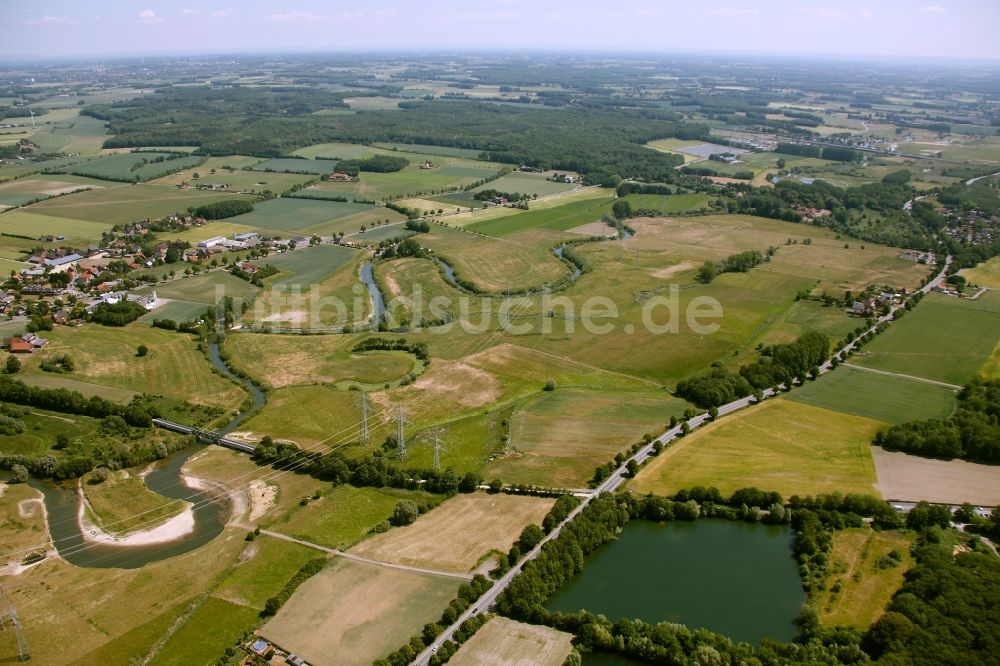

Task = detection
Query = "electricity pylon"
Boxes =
[356,390,372,446]
[423,426,449,471]
[392,403,410,460]
[0,586,30,662]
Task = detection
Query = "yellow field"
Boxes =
[819,528,914,629]
[961,256,1000,289]
[449,617,574,666]
[349,492,554,572]
[260,557,460,666]
[630,399,882,499]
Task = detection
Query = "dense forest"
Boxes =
[874,378,1000,463]
[84,86,706,182]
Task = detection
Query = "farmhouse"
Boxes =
[4,334,48,353]
[233,231,260,244]
[328,172,353,181]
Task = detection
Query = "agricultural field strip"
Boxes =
[415,257,954,663]
[259,529,474,580]
[840,362,962,390]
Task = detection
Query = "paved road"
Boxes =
[411,256,953,665]
[260,529,474,581]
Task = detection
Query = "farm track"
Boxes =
[258,529,474,581]
[840,362,962,390]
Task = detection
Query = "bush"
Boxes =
[390,499,419,526]
[136,345,149,357]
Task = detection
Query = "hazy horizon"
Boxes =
[2,0,999,61]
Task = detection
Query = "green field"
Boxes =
[0,209,114,243]
[213,538,318,609]
[67,152,204,182]
[465,195,613,236]
[224,197,377,234]
[854,292,1000,385]
[136,271,259,305]
[266,485,437,550]
[623,192,713,214]
[788,367,957,424]
[264,244,361,289]
[138,299,211,325]
[373,142,484,159]
[22,184,259,227]
[0,409,105,458]
[469,172,577,197]
[253,157,332,175]
[148,597,261,666]
[630,399,881,499]
[302,163,503,201]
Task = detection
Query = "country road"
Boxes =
[840,362,962,390]
[412,256,953,665]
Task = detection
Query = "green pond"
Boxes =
[547,519,804,644]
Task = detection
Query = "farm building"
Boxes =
[44,253,83,271]
[233,231,260,243]
[197,236,227,248]
[328,172,353,181]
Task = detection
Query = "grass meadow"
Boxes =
[17,323,247,413]
[483,388,688,488]
[818,528,914,630]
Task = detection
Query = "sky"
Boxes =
[2,0,999,61]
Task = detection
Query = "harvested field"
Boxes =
[872,447,1000,505]
[259,557,460,666]
[349,492,554,572]
[449,617,574,666]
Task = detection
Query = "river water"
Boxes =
[29,340,263,569]
[546,519,804,644]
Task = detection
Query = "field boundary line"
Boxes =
[841,363,962,390]
[259,529,474,581]
[508,345,664,388]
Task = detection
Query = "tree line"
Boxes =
[697,248,770,284]
[675,331,830,408]
[874,378,1000,463]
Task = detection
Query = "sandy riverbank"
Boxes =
[77,483,196,546]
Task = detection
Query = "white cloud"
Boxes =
[374,9,398,18]
[25,15,78,26]
[269,11,363,22]
[919,5,945,12]
[211,10,232,18]
[181,8,200,17]
[710,8,760,17]
[138,9,163,24]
